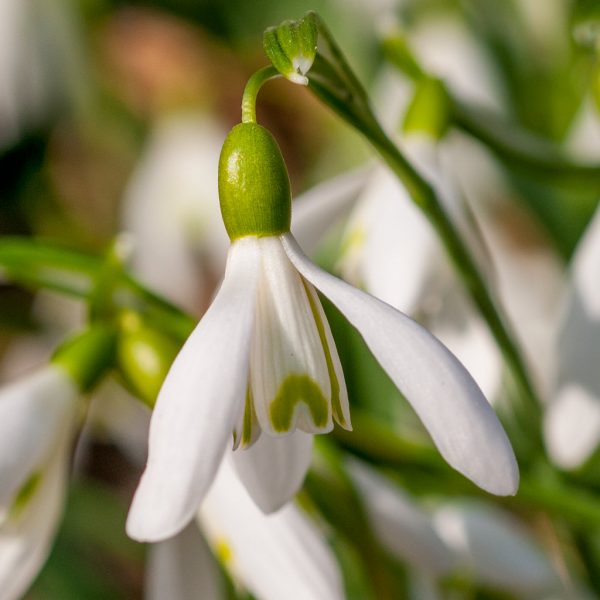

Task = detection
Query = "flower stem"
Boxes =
[241,65,281,123]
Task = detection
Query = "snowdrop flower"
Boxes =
[199,457,344,600]
[433,501,558,596]
[0,366,78,600]
[127,120,518,543]
[545,205,600,468]
[0,327,113,600]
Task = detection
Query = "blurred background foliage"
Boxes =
[1,0,600,598]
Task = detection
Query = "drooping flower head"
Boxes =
[127,119,519,543]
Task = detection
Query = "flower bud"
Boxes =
[402,77,451,140]
[263,12,318,85]
[218,123,291,241]
[117,312,179,408]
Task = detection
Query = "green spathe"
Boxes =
[269,373,329,432]
[218,123,291,240]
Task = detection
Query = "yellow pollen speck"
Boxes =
[215,537,234,565]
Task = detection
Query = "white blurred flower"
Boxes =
[198,458,345,600]
[0,0,85,149]
[146,521,225,600]
[0,365,79,600]
[545,205,600,468]
[328,134,503,401]
[347,459,454,577]
[433,501,558,596]
[146,458,346,600]
[122,113,230,314]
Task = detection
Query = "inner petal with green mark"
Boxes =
[247,237,349,437]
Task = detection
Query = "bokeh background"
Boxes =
[1,0,600,598]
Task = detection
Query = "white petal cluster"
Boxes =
[128,229,518,543]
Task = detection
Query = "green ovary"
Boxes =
[269,374,330,432]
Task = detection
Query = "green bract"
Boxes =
[218,123,291,240]
[263,12,317,85]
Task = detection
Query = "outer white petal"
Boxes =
[145,522,224,600]
[433,501,558,595]
[0,365,77,509]
[232,432,313,514]
[0,430,71,600]
[282,233,518,495]
[127,238,261,542]
[250,238,332,435]
[199,460,344,600]
[291,167,370,255]
[347,459,454,576]
[545,384,600,469]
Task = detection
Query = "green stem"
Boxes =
[241,66,281,124]
[451,101,600,181]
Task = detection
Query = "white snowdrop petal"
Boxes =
[433,502,557,595]
[347,459,454,576]
[232,431,313,514]
[199,460,345,600]
[127,238,261,543]
[0,365,77,509]
[0,431,71,600]
[145,522,225,600]
[250,237,332,436]
[545,384,600,469]
[282,233,518,496]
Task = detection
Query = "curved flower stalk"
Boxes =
[545,205,600,468]
[127,118,518,543]
[433,501,559,596]
[0,365,79,600]
[198,458,345,600]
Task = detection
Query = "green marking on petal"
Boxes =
[242,386,255,447]
[9,471,42,520]
[269,374,329,432]
[302,280,349,428]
